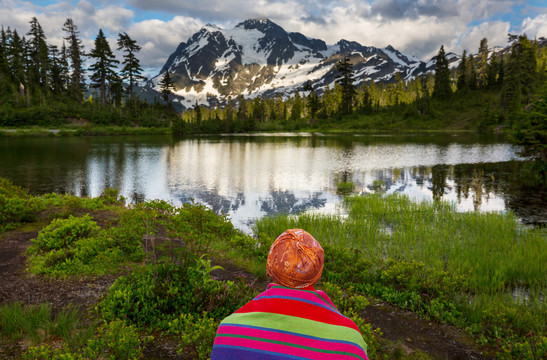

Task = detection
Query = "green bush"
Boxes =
[167,201,234,259]
[27,212,145,277]
[168,312,220,360]
[98,257,255,329]
[323,282,383,359]
[0,178,44,232]
[29,215,100,252]
[84,320,147,360]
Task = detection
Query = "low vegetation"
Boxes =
[254,194,547,358]
[0,177,545,359]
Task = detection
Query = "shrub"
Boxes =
[84,320,147,360]
[323,282,383,359]
[0,178,44,232]
[99,257,255,329]
[27,213,145,277]
[168,312,220,360]
[29,215,100,252]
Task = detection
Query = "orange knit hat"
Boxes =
[266,229,324,289]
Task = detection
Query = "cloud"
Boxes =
[370,0,460,20]
[1,0,546,75]
[125,0,304,24]
[127,16,204,70]
[452,21,511,55]
[519,14,547,39]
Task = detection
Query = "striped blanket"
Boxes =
[210,284,369,360]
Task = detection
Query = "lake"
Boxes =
[1,132,545,232]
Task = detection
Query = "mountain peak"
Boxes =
[150,18,449,110]
[204,23,221,31]
[236,18,279,32]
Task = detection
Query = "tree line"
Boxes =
[0,17,178,127]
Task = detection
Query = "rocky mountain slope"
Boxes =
[145,18,459,109]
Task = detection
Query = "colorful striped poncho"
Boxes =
[210,284,369,360]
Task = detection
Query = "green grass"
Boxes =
[255,194,546,296]
[253,194,547,356]
[0,302,94,346]
[0,125,171,137]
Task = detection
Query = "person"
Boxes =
[210,228,369,360]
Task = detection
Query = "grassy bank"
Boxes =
[2,176,545,358]
[0,179,383,359]
[253,194,547,358]
[0,125,172,137]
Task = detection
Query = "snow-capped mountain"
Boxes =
[146,18,457,109]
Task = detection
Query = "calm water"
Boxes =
[1,133,545,232]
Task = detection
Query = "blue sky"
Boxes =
[1,0,546,77]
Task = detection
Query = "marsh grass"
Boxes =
[253,193,547,352]
[255,194,546,296]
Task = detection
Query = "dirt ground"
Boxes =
[0,227,495,360]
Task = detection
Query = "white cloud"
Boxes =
[520,14,547,39]
[452,21,511,55]
[0,0,546,74]
[128,16,204,69]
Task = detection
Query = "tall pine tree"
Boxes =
[0,27,9,84]
[89,29,118,105]
[159,69,175,102]
[8,29,26,87]
[335,56,356,114]
[27,17,49,89]
[456,50,468,93]
[433,45,452,100]
[502,34,538,115]
[62,18,85,101]
[48,44,64,94]
[117,32,145,102]
[476,38,489,88]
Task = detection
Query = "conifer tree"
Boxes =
[391,72,405,105]
[48,44,63,94]
[0,27,9,81]
[502,34,538,114]
[59,42,70,92]
[62,18,85,101]
[466,56,477,90]
[304,82,321,120]
[27,17,49,89]
[510,83,547,183]
[456,50,468,92]
[360,81,373,114]
[322,84,336,117]
[8,29,26,86]
[335,56,356,114]
[477,38,489,88]
[89,29,119,105]
[159,69,175,102]
[117,32,145,102]
[433,45,452,100]
[290,92,303,121]
[486,51,499,89]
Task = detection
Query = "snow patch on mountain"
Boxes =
[147,18,459,109]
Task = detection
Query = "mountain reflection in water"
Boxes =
[0,133,544,232]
